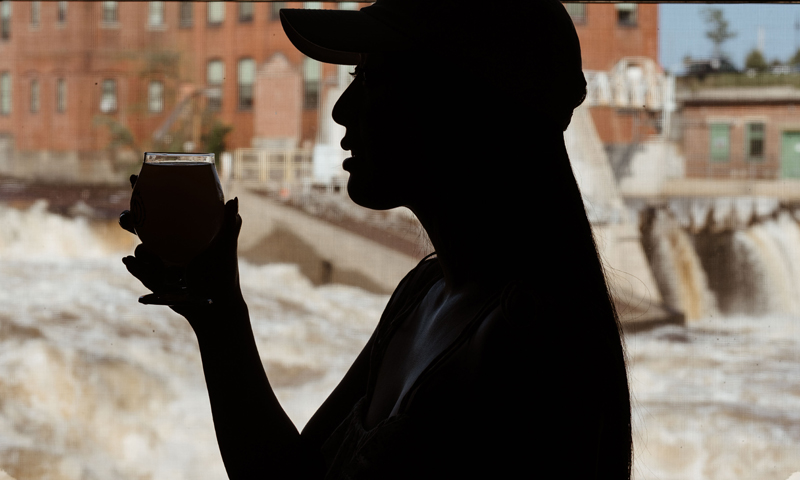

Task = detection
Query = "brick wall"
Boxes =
[681,103,800,179]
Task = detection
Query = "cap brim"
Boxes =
[280,9,413,65]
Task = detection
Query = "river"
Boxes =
[0,200,798,479]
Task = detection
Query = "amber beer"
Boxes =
[130,153,225,267]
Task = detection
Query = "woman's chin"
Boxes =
[346,178,401,211]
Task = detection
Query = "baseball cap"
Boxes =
[280,0,585,129]
[280,0,581,67]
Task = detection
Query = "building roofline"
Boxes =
[678,86,800,105]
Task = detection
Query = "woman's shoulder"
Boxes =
[471,279,564,371]
[388,253,441,302]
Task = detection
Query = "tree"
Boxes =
[789,48,800,66]
[702,7,737,59]
[202,121,233,167]
[745,49,768,72]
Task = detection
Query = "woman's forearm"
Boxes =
[190,298,322,479]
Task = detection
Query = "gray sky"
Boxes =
[660,4,800,74]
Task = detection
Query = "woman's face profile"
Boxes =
[332,52,435,211]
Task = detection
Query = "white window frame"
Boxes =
[303,57,321,109]
[57,1,67,25]
[100,79,117,113]
[207,2,225,26]
[30,79,39,113]
[207,59,224,111]
[616,3,638,27]
[270,2,285,21]
[1,1,12,40]
[102,1,119,26]
[1,72,11,115]
[238,2,254,23]
[30,2,40,28]
[179,2,192,28]
[148,2,165,28]
[148,81,164,113]
[238,58,255,110]
[56,78,66,113]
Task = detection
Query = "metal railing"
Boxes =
[232,147,313,186]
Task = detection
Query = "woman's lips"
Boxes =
[343,151,360,171]
[343,156,354,170]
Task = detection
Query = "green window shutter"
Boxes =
[710,124,730,162]
[746,123,765,162]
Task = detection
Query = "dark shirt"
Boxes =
[320,255,539,479]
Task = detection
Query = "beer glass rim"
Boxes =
[144,152,215,164]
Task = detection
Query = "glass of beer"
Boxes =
[129,152,225,305]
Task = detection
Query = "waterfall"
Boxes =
[643,199,800,319]
[729,213,800,316]
[641,208,718,321]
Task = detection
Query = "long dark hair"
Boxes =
[391,0,633,475]
[413,3,633,476]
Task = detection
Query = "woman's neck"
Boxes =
[410,197,511,297]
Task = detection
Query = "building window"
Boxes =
[148,81,164,113]
[1,1,12,40]
[339,2,359,10]
[30,2,40,28]
[746,123,766,161]
[102,2,118,24]
[238,2,254,22]
[56,78,66,113]
[30,79,39,113]
[303,2,322,9]
[616,3,637,27]
[57,1,67,24]
[303,57,320,109]
[207,60,224,112]
[207,2,225,25]
[100,79,117,113]
[0,72,10,114]
[270,2,285,21]
[710,124,731,163]
[238,58,255,110]
[148,2,165,27]
[179,2,192,28]
[564,4,586,24]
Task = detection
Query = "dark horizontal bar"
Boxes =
[105,1,800,3]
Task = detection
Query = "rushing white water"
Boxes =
[645,209,718,321]
[732,213,800,316]
[629,315,800,480]
[1,201,800,479]
[0,201,388,479]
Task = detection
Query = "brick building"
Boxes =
[679,86,800,179]
[0,1,346,169]
[0,2,661,183]
[565,2,661,146]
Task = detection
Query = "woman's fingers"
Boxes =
[119,210,136,234]
[134,243,161,264]
[119,175,138,234]
[123,256,164,292]
[224,197,240,233]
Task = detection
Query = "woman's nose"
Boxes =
[332,76,360,129]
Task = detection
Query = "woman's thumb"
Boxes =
[223,197,241,236]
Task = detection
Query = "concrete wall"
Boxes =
[0,147,137,185]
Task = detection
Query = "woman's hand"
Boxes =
[120,174,245,329]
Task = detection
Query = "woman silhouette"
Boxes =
[122,0,632,478]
